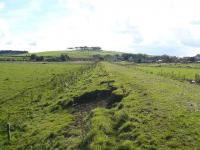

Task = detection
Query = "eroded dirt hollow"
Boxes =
[66,82,123,142]
[72,89,122,121]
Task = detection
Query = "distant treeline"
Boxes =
[29,54,70,62]
[74,46,101,51]
[0,50,28,55]
[0,54,70,62]
[1,50,200,63]
[93,53,200,63]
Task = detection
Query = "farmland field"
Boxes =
[134,63,200,81]
[1,62,200,149]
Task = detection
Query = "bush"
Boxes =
[30,54,44,61]
[60,54,70,61]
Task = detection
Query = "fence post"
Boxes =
[7,123,11,142]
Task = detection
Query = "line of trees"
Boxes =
[92,54,178,63]
[28,53,180,63]
[74,46,102,51]
[0,50,28,55]
[29,54,70,62]
[92,53,200,63]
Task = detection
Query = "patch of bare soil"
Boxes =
[64,81,123,149]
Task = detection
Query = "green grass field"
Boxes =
[1,62,200,149]
[134,63,200,81]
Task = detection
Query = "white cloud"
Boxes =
[0,2,5,9]
[0,18,11,41]
[1,0,200,56]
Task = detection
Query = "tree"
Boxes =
[93,54,103,61]
[60,54,70,61]
[30,54,37,61]
[36,56,44,61]
[30,54,44,61]
[189,57,195,63]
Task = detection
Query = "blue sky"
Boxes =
[0,0,200,56]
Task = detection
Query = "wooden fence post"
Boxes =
[7,123,11,141]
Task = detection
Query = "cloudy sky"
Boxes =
[0,0,200,56]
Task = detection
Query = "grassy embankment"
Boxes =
[1,62,200,149]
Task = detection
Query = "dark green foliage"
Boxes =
[30,54,37,60]
[30,54,44,61]
[60,54,70,61]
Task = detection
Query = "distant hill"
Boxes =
[0,50,28,55]
[30,50,123,58]
[4,49,200,63]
